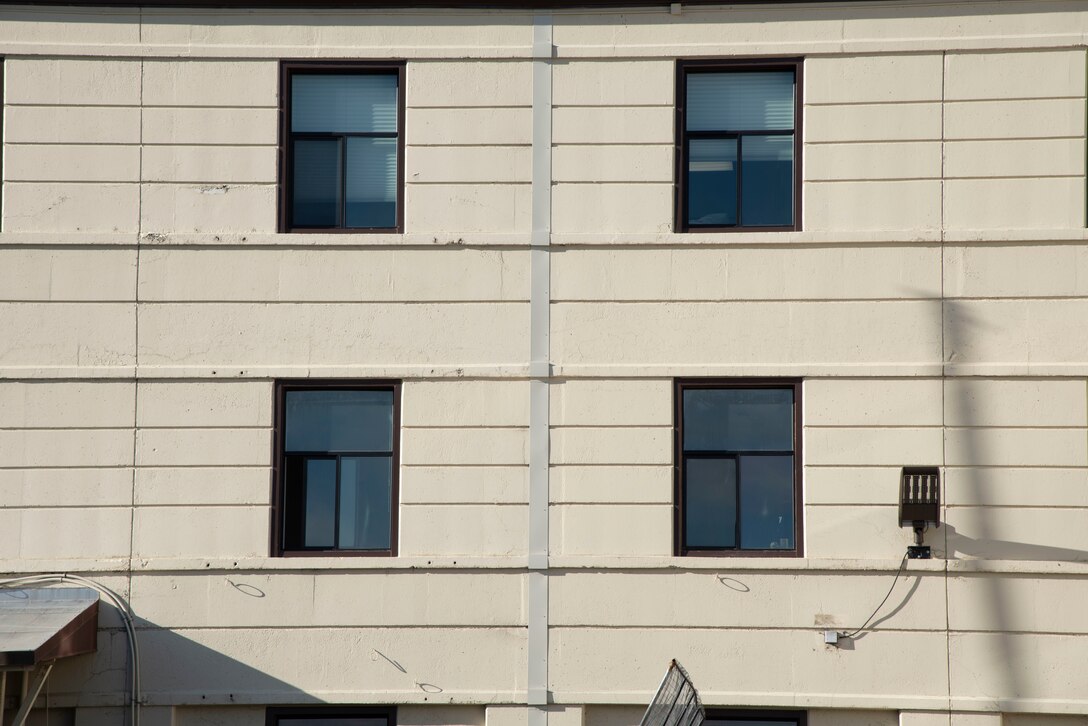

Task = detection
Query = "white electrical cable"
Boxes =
[0,573,140,726]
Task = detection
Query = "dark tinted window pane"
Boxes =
[338,456,392,549]
[286,390,394,453]
[741,134,794,226]
[293,139,340,227]
[705,721,796,726]
[684,458,737,548]
[345,137,397,228]
[688,138,737,226]
[687,71,794,132]
[280,719,389,726]
[303,458,337,548]
[292,74,398,133]
[684,388,793,452]
[739,455,794,550]
[283,456,306,549]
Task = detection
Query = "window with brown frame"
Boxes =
[272,381,400,556]
[279,61,405,233]
[705,710,806,726]
[268,706,396,726]
[1,57,5,228]
[675,59,802,232]
[675,380,802,557]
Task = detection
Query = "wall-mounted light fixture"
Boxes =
[899,466,940,559]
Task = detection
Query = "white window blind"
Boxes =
[687,71,794,132]
[292,74,398,133]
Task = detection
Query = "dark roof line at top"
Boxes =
[0,0,881,7]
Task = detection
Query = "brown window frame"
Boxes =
[674,379,803,557]
[268,706,396,726]
[1,57,5,229]
[271,379,401,557]
[705,710,807,726]
[674,58,803,233]
[278,60,406,233]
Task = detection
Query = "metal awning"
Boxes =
[0,587,99,726]
[0,587,99,667]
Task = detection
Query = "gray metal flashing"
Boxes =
[528,702,549,726]
[528,10,552,711]
[527,571,549,706]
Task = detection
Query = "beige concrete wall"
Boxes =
[2,2,1088,725]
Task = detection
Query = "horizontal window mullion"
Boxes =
[682,452,737,460]
[685,130,739,139]
[686,129,793,137]
[286,546,394,553]
[290,132,398,140]
[286,450,393,457]
[344,132,398,138]
[685,545,740,552]
[684,450,793,457]
[684,224,796,232]
[286,225,399,233]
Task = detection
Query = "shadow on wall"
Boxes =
[937,523,1088,563]
[943,295,1024,702]
[854,572,923,640]
[40,611,320,712]
[942,297,1088,562]
[938,295,1088,705]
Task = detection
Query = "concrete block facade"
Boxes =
[1,1,1088,726]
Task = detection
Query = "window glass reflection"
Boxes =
[688,138,738,226]
[740,135,794,227]
[739,455,794,550]
[292,139,340,227]
[292,74,397,133]
[683,388,793,452]
[339,457,392,550]
[685,458,737,549]
[303,458,337,548]
[687,71,794,131]
[345,137,397,228]
[286,390,394,452]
